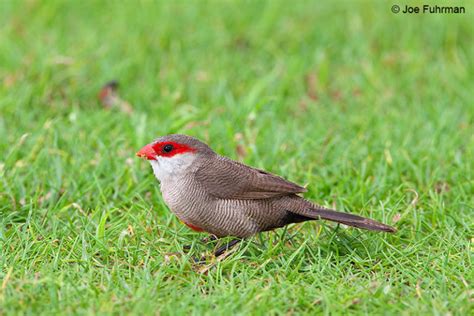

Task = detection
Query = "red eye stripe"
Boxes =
[151,142,196,157]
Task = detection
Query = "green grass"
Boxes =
[0,0,473,314]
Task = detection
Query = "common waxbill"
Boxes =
[137,134,396,252]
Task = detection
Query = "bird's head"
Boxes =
[136,134,212,181]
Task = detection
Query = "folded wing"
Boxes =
[195,155,306,199]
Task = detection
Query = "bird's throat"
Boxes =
[149,153,196,182]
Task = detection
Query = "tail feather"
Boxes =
[309,207,396,233]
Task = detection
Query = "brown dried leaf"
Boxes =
[117,100,133,114]
[234,133,247,160]
[2,267,13,290]
[415,280,422,298]
[195,70,209,82]
[352,88,362,97]
[3,74,19,88]
[305,73,318,101]
[392,213,402,223]
[196,246,238,274]
[234,133,244,142]
[351,298,361,306]
[298,99,309,113]
[331,90,342,101]
[233,36,250,50]
[164,252,182,264]
[127,225,135,236]
[50,55,74,65]
[434,181,450,194]
[98,80,134,114]
[71,203,86,216]
[125,158,134,167]
[38,191,52,205]
[236,144,247,161]
[406,189,419,206]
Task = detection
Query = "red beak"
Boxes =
[136,144,156,160]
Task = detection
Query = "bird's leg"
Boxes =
[214,238,241,257]
[191,236,221,264]
[183,234,218,252]
[186,236,240,263]
[201,234,219,244]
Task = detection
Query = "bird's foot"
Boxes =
[185,237,240,265]
[202,235,219,244]
[214,238,241,257]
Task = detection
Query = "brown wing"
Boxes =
[194,155,307,199]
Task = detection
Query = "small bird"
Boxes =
[137,134,396,255]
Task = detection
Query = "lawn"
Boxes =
[0,0,472,315]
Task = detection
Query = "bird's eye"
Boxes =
[163,144,173,153]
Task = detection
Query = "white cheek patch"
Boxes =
[149,153,196,182]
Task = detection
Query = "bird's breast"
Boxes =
[159,176,210,225]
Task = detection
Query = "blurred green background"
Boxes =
[0,0,472,315]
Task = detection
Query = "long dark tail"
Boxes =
[309,207,396,233]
